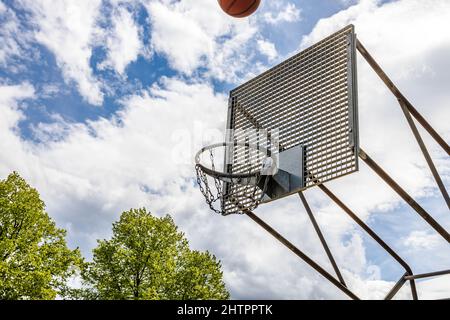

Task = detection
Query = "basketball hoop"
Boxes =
[195,142,278,215]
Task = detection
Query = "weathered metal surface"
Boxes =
[316,179,418,300]
[244,209,359,300]
[359,148,450,243]
[356,40,450,156]
[225,25,359,214]
[298,192,346,286]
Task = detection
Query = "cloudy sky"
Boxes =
[1,0,449,299]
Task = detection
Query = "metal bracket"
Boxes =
[261,145,306,201]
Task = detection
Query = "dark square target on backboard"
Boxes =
[224,25,359,213]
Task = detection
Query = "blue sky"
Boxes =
[1,0,360,141]
[0,0,449,299]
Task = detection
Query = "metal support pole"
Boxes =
[385,272,409,300]
[397,99,450,209]
[244,210,359,300]
[356,39,450,155]
[317,183,418,300]
[298,192,346,286]
[404,269,450,281]
[359,148,450,243]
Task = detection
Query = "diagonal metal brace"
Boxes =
[385,272,409,300]
[396,99,450,210]
[298,192,346,286]
[359,148,450,243]
[316,182,418,300]
[356,39,450,156]
[244,209,359,300]
[404,269,450,281]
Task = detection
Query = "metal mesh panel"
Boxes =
[223,131,279,214]
[225,25,359,214]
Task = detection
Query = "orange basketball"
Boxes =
[218,0,261,18]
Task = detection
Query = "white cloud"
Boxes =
[40,84,61,98]
[287,0,450,297]
[1,0,450,300]
[1,78,365,299]
[0,3,19,65]
[147,1,214,74]
[0,77,228,257]
[0,2,34,70]
[99,5,143,75]
[0,83,40,185]
[145,0,260,82]
[0,82,35,129]
[414,275,450,300]
[339,0,358,6]
[403,230,442,249]
[30,114,74,144]
[263,3,302,25]
[2,1,151,101]
[298,0,450,214]
[257,39,277,61]
[20,0,104,105]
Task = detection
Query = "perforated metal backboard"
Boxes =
[224,25,359,214]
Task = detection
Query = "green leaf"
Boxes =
[78,208,229,300]
[0,172,82,300]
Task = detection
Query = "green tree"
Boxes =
[79,208,229,300]
[0,172,82,300]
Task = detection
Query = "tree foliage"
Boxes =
[78,208,229,300]
[0,172,82,300]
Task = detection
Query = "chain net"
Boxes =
[195,147,270,215]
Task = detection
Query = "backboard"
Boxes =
[223,25,359,214]
[195,22,450,300]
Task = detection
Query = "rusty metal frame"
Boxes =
[245,178,448,299]
[195,25,449,299]
[315,181,418,300]
[237,34,449,300]
[359,148,450,242]
[244,209,360,300]
[300,186,419,299]
[356,40,450,209]
[224,25,359,215]
[298,191,346,286]
[244,182,421,300]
